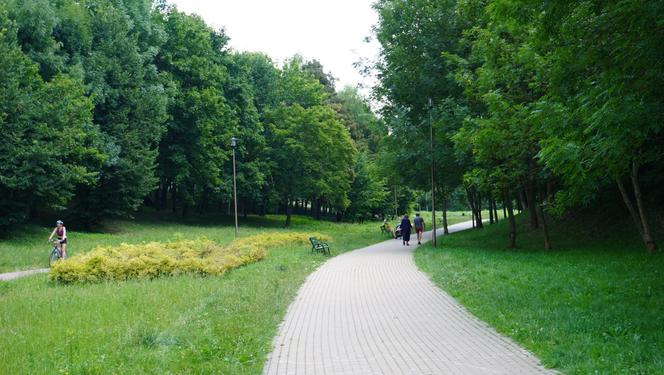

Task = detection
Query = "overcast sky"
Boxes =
[169,0,379,93]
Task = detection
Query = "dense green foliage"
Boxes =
[416,213,664,373]
[0,0,391,229]
[372,0,664,251]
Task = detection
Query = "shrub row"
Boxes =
[49,232,330,283]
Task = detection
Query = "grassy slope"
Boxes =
[0,214,384,374]
[415,212,664,374]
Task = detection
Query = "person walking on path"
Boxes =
[414,213,425,245]
[400,214,413,246]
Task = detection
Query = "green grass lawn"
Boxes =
[0,213,385,374]
[415,213,664,374]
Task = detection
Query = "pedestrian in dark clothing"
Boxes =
[400,214,413,246]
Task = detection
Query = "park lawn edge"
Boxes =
[0,215,389,374]
[414,215,664,374]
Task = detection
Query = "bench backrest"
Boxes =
[309,237,318,246]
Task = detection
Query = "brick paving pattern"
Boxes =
[263,221,554,374]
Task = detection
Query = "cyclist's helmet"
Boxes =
[56,220,64,225]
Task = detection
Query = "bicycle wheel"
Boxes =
[49,248,61,267]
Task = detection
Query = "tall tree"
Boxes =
[155,9,235,216]
[372,0,468,230]
[535,0,664,252]
[265,104,356,226]
[0,9,103,226]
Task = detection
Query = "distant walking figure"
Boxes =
[400,214,412,246]
[414,213,425,245]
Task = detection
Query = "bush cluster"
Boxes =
[49,232,330,283]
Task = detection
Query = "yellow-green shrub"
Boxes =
[49,232,331,283]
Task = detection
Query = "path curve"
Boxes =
[263,221,554,374]
[0,268,48,281]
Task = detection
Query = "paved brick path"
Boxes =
[263,221,554,374]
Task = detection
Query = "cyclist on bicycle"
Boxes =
[48,220,68,259]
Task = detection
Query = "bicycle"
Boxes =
[49,239,64,266]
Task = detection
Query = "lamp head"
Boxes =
[230,137,237,148]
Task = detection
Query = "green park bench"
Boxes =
[309,237,330,255]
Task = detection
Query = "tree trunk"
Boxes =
[259,197,267,216]
[442,192,449,235]
[616,177,643,231]
[505,190,517,248]
[475,192,484,229]
[517,189,526,212]
[198,189,208,214]
[630,161,657,253]
[171,183,177,213]
[489,192,495,224]
[160,181,168,210]
[314,198,322,220]
[285,200,292,227]
[493,197,499,223]
[546,180,554,201]
[466,187,476,228]
[537,186,552,250]
[526,180,539,229]
[502,201,507,219]
[153,187,160,210]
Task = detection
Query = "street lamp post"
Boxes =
[394,185,397,218]
[429,98,437,247]
[231,137,239,237]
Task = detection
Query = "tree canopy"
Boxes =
[371,0,664,251]
[0,0,391,228]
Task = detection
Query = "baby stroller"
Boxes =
[394,224,402,239]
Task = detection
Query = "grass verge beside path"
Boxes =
[415,215,664,374]
[0,214,383,374]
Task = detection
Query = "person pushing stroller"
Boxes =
[400,214,413,246]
